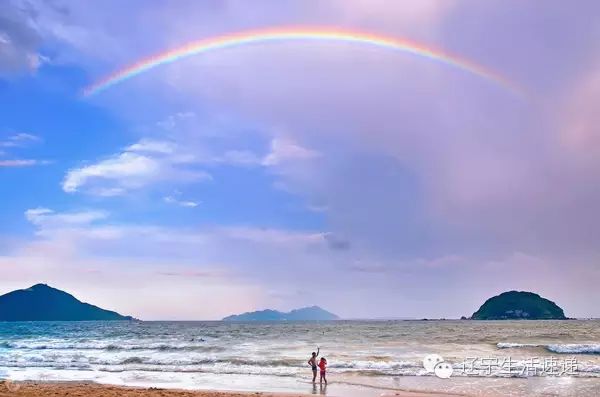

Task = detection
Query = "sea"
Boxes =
[0,320,599,396]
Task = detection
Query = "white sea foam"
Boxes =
[546,344,600,354]
[497,342,600,354]
[497,342,541,349]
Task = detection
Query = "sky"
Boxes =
[1,0,599,320]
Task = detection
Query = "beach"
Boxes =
[1,321,598,396]
[0,382,455,397]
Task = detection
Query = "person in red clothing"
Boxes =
[318,357,327,384]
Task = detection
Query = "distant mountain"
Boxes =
[471,291,567,320]
[0,284,135,321]
[223,305,339,321]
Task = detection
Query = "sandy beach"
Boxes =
[0,382,460,397]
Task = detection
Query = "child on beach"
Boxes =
[318,357,327,384]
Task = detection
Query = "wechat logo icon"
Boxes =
[423,354,453,379]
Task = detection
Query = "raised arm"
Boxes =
[316,347,320,357]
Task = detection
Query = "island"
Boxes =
[471,290,567,320]
[223,305,339,321]
[0,283,135,321]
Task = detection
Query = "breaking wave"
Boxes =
[0,342,224,353]
[497,343,600,354]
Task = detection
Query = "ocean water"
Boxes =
[0,320,599,396]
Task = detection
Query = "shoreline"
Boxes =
[0,381,463,397]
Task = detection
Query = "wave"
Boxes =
[497,343,600,354]
[547,344,600,354]
[106,344,225,353]
[0,356,416,373]
[329,360,413,370]
[119,357,145,365]
[113,358,413,370]
[2,359,599,378]
[0,342,224,353]
[497,343,541,349]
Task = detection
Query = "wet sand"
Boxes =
[0,382,460,397]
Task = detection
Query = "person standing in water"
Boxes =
[318,357,327,384]
[307,347,320,383]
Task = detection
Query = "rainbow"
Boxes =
[83,27,522,97]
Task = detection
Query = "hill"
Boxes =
[223,305,339,321]
[471,291,567,320]
[0,284,135,321]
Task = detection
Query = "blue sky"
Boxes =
[1,0,599,320]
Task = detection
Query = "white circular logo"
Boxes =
[434,361,454,379]
[423,354,453,378]
[423,354,444,373]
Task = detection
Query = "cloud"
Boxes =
[61,132,319,198]
[1,206,343,319]
[63,152,160,193]
[197,137,319,169]
[62,139,211,195]
[222,226,326,246]
[0,133,41,147]
[21,208,330,252]
[126,139,176,154]
[0,247,265,321]
[156,269,224,278]
[163,195,199,208]
[215,150,263,167]
[199,138,318,168]
[139,1,600,259]
[0,1,42,76]
[0,159,48,167]
[0,133,49,167]
[156,111,197,131]
[348,261,389,274]
[6,1,600,318]
[323,232,351,251]
[262,137,320,166]
[25,207,108,228]
[7,182,599,319]
[559,58,600,163]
